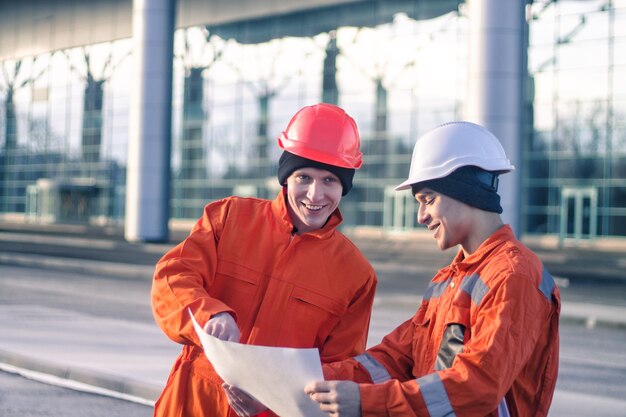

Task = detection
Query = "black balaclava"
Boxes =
[411,165,503,213]
[277,151,355,196]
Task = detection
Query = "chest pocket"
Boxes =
[210,261,264,324]
[411,300,438,375]
[434,273,488,369]
[411,292,473,373]
[435,304,471,370]
[279,286,345,349]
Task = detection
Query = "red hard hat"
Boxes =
[277,103,363,169]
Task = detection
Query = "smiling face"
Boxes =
[414,187,474,252]
[285,167,343,234]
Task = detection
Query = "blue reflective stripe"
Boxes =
[416,373,456,417]
[539,267,555,301]
[354,353,391,383]
[423,279,451,301]
[459,273,489,305]
[498,398,511,417]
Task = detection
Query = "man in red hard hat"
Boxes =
[306,121,561,417]
[151,103,377,417]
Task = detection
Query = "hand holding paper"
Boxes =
[305,380,362,417]
[223,383,268,416]
[189,309,327,417]
[203,311,240,342]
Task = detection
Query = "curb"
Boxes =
[374,294,626,331]
[559,302,626,330]
[3,252,626,330]
[0,252,154,281]
[0,349,160,404]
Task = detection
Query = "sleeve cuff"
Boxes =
[359,383,388,417]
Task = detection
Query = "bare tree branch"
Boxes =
[63,50,87,82]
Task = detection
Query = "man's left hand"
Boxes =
[304,380,361,417]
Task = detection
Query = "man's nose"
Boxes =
[306,180,323,201]
[417,204,429,225]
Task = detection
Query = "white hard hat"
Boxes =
[395,121,515,191]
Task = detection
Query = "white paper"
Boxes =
[189,309,326,417]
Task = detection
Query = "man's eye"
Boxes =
[417,196,434,206]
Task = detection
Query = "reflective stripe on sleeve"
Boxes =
[539,267,556,301]
[459,273,489,306]
[416,373,456,417]
[498,398,511,417]
[423,279,451,301]
[354,353,391,383]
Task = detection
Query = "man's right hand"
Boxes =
[203,312,240,342]
[223,383,269,416]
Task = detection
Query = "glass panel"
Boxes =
[557,68,608,100]
[1,0,623,236]
[558,39,608,71]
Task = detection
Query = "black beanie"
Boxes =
[412,166,503,213]
[277,151,355,196]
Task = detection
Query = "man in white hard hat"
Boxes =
[306,121,561,417]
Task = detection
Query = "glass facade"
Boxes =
[0,41,131,223]
[527,0,626,237]
[1,0,625,237]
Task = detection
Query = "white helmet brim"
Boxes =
[395,121,515,191]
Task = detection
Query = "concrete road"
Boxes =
[1,264,626,416]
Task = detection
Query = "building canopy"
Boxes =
[207,0,460,43]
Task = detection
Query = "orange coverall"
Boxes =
[152,190,377,417]
[324,225,560,417]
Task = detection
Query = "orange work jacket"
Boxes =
[325,225,560,417]
[152,190,377,417]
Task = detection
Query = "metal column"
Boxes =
[465,0,527,235]
[125,0,176,242]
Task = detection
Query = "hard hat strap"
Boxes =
[475,170,499,192]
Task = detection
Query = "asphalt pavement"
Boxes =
[1,219,626,413]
